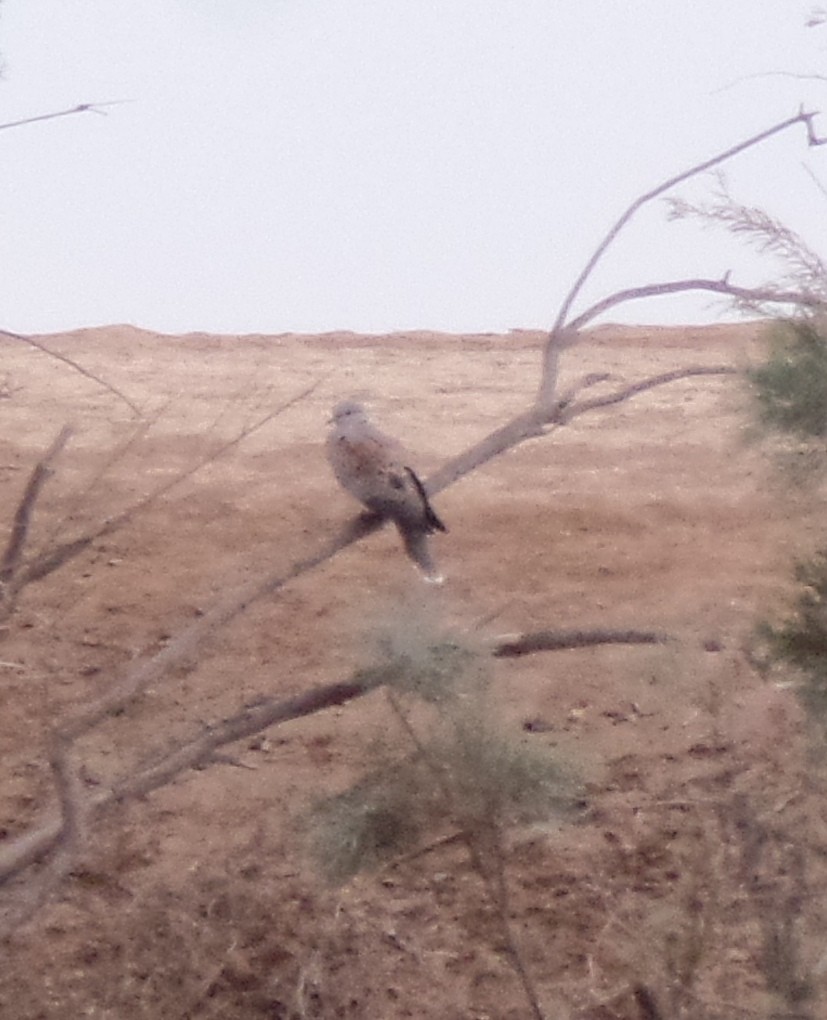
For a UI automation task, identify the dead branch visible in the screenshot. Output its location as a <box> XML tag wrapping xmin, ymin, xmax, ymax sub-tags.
<box><xmin>714</xmin><ymin>71</ymin><xmax>827</xmax><ymax>95</ymax></box>
<box><xmin>0</xmin><ymin>328</ymin><xmax>142</xmax><ymax>416</ymax></box>
<box><xmin>492</xmin><ymin>628</ymin><xmax>668</xmax><ymax>657</ymax></box>
<box><xmin>7</xmin><ymin>381</ymin><xmax>320</xmax><ymax>601</ymax></box>
<box><xmin>553</xmin><ymin>110</ymin><xmax>825</xmax><ymax>335</ymax></box>
<box><xmin>1</xmin><ymin>112</ymin><xmax>819</xmax><ymax>934</ymax></box>
<box><xmin>536</xmin><ymin>109</ymin><xmax>826</xmax><ymax>408</ymax></box>
<box><xmin>0</xmin><ymin>101</ymin><xmax>128</xmax><ymax>133</ymax></box>
<box><xmin>557</xmin><ymin>366</ymin><xmax>738</xmax><ymax>425</ymax></box>
<box><xmin>0</xmin><ymin>426</ymin><xmax>72</xmax><ymax>591</ymax></box>
<box><xmin>426</xmin><ymin>365</ymin><xmax>735</xmax><ymax>496</ymax></box>
<box><xmin>0</xmin><ymin>626</ymin><xmax>670</xmax><ymax>898</ymax></box>
<box><xmin>0</xmin><ymin>730</ymin><xmax>90</xmax><ymax>934</ymax></box>
<box><xmin>567</xmin><ymin>278</ymin><xmax>827</xmax><ymax>333</ymax></box>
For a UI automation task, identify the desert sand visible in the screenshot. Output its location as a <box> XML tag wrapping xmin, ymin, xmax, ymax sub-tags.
<box><xmin>0</xmin><ymin>321</ymin><xmax>823</xmax><ymax>1018</ymax></box>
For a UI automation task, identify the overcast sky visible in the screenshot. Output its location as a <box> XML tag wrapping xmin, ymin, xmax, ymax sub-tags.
<box><xmin>2</xmin><ymin>1</ymin><xmax>827</xmax><ymax>336</ymax></box>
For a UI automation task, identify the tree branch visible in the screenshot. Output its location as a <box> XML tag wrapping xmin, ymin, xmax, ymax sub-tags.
<box><xmin>427</xmin><ymin>364</ymin><xmax>736</xmax><ymax>497</ymax></box>
<box><xmin>9</xmin><ymin>381</ymin><xmax>320</xmax><ymax>598</ymax></box>
<box><xmin>536</xmin><ymin>109</ymin><xmax>826</xmax><ymax>407</ymax></box>
<box><xmin>0</xmin><ymin>426</ymin><xmax>72</xmax><ymax>591</ymax></box>
<box><xmin>551</xmin><ymin>110</ymin><xmax>825</xmax><ymax>335</ymax></box>
<box><xmin>557</xmin><ymin>366</ymin><xmax>738</xmax><ymax>424</ymax></box>
<box><xmin>0</xmin><ymin>328</ymin><xmax>142</xmax><ymax>416</ymax></box>
<box><xmin>567</xmin><ymin>277</ymin><xmax>827</xmax><ymax>333</ymax></box>
<box><xmin>0</xmin><ymin>626</ymin><xmax>669</xmax><ymax>899</ymax></box>
<box><xmin>0</xmin><ymin>102</ymin><xmax>128</xmax><ymax>133</ymax></box>
<box><xmin>492</xmin><ymin>628</ymin><xmax>668</xmax><ymax>657</ymax></box>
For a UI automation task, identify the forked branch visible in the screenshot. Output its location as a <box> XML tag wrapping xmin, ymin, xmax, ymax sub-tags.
<box><xmin>1</xmin><ymin>111</ymin><xmax>820</xmax><ymax>934</ymax></box>
<box><xmin>551</xmin><ymin>109</ymin><xmax>825</xmax><ymax>335</ymax></box>
<box><xmin>536</xmin><ymin>109</ymin><xmax>827</xmax><ymax>408</ymax></box>
<box><xmin>0</xmin><ymin>626</ymin><xmax>669</xmax><ymax>897</ymax></box>
<box><xmin>2</xmin><ymin>382</ymin><xmax>319</xmax><ymax>611</ymax></box>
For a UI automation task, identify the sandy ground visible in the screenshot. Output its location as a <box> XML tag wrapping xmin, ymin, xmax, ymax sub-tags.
<box><xmin>0</xmin><ymin>321</ymin><xmax>824</xmax><ymax>1019</ymax></box>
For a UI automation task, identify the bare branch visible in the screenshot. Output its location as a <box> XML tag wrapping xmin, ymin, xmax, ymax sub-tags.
<box><xmin>558</xmin><ymin>366</ymin><xmax>738</xmax><ymax>424</ymax></box>
<box><xmin>0</xmin><ymin>328</ymin><xmax>142</xmax><ymax>416</ymax></box>
<box><xmin>550</xmin><ymin>111</ymin><xmax>824</xmax><ymax>339</ymax></box>
<box><xmin>802</xmin><ymin>161</ymin><xmax>827</xmax><ymax>204</ymax></box>
<box><xmin>0</xmin><ymin>625</ymin><xmax>671</xmax><ymax>893</ymax></box>
<box><xmin>713</xmin><ymin>71</ymin><xmax>827</xmax><ymax>96</ymax></box>
<box><xmin>0</xmin><ymin>426</ymin><xmax>72</xmax><ymax>589</ymax></box>
<box><xmin>567</xmin><ymin>277</ymin><xmax>827</xmax><ymax>333</ymax></box>
<box><xmin>427</xmin><ymin>365</ymin><xmax>736</xmax><ymax>497</ymax></box>
<box><xmin>492</xmin><ymin>628</ymin><xmax>668</xmax><ymax>657</ymax></box>
<box><xmin>0</xmin><ymin>101</ymin><xmax>130</xmax><ymax>133</ymax></box>
<box><xmin>13</xmin><ymin>381</ymin><xmax>321</xmax><ymax>594</ymax></box>
<box><xmin>0</xmin><ymin>732</ymin><xmax>89</xmax><ymax>935</ymax></box>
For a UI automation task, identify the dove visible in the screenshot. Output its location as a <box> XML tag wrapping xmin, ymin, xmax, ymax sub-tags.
<box><xmin>326</xmin><ymin>400</ymin><xmax>447</xmax><ymax>582</ymax></box>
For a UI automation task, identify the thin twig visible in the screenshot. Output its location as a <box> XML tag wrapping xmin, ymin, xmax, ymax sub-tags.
<box><xmin>0</xmin><ymin>328</ymin><xmax>142</xmax><ymax>416</ymax></box>
<box><xmin>0</xmin><ymin>624</ymin><xmax>670</xmax><ymax>889</ymax></box>
<box><xmin>0</xmin><ymin>101</ymin><xmax>130</xmax><ymax>132</ymax></box>
<box><xmin>15</xmin><ymin>380</ymin><xmax>321</xmax><ymax>592</ymax></box>
<box><xmin>0</xmin><ymin>426</ymin><xmax>72</xmax><ymax>587</ymax></box>
<box><xmin>802</xmin><ymin>161</ymin><xmax>827</xmax><ymax>204</ymax></box>
<box><xmin>557</xmin><ymin>366</ymin><xmax>738</xmax><ymax>425</ymax></box>
<box><xmin>551</xmin><ymin>110</ymin><xmax>824</xmax><ymax>336</ymax></box>
<box><xmin>567</xmin><ymin>277</ymin><xmax>827</xmax><ymax>333</ymax></box>
<box><xmin>713</xmin><ymin>71</ymin><xmax>827</xmax><ymax>95</ymax></box>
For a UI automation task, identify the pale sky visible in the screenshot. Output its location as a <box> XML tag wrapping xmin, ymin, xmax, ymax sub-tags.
<box><xmin>2</xmin><ymin>1</ymin><xmax>826</xmax><ymax>336</ymax></box>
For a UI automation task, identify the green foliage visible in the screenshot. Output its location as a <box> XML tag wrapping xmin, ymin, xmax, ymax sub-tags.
<box><xmin>304</xmin><ymin>612</ymin><xmax>581</xmax><ymax>885</ymax></box>
<box><xmin>761</xmin><ymin>549</ymin><xmax>827</xmax><ymax>720</ymax></box>
<box><xmin>748</xmin><ymin>318</ymin><xmax>827</xmax><ymax>440</ymax></box>
<box><xmin>431</xmin><ymin>719</ymin><xmax>579</xmax><ymax>830</ymax></box>
<box><xmin>306</xmin><ymin>732</ymin><xmax>578</xmax><ymax>885</ymax></box>
<box><xmin>306</xmin><ymin>759</ymin><xmax>442</xmax><ymax>884</ymax></box>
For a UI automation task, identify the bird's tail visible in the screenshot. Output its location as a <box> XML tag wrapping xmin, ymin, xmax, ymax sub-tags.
<box><xmin>398</xmin><ymin>525</ymin><xmax>444</xmax><ymax>584</ymax></box>
<box><xmin>404</xmin><ymin>467</ymin><xmax>447</xmax><ymax>533</ymax></box>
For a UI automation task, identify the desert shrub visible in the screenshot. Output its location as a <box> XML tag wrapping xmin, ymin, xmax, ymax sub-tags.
<box><xmin>748</xmin><ymin>317</ymin><xmax>827</xmax><ymax>440</ymax></box>
<box><xmin>305</xmin><ymin>611</ymin><xmax>581</xmax><ymax>884</ymax></box>
<box><xmin>303</xmin><ymin>611</ymin><xmax>582</xmax><ymax>1019</ymax></box>
<box><xmin>759</xmin><ymin>549</ymin><xmax>827</xmax><ymax>724</ymax></box>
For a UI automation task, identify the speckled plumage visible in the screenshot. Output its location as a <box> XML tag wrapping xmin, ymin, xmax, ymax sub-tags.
<box><xmin>326</xmin><ymin>401</ymin><xmax>447</xmax><ymax>581</ymax></box>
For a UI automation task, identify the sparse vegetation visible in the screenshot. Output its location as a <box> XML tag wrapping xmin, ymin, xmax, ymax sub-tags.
<box><xmin>306</xmin><ymin>613</ymin><xmax>582</xmax><ymax>1019</ymax></box>
<box><xmin>749</xmin><ymin>317</ymin><xmax>827</xmax><ymax>440</ymax></box>
<box><xmin>5</xmin><ymin>110</ymin><xmax>827</xmax><ymax>1017</ymax></box>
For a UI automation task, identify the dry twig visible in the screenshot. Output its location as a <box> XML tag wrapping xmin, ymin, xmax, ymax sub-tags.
<box><xmin>0</xmin><ymin>328</ymin><xmax>142</xmax><ymax>416</ymax></box>
<box><xmin>1</xmin><ymin>110</ymin><xmax>822</xmax><ymax>936</ymax></box>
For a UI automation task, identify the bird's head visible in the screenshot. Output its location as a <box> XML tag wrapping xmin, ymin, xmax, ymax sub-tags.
<box><xmin>329</xmin><ymin>399</ymin><xmax>367</xmax><ymax>425</ymax></box>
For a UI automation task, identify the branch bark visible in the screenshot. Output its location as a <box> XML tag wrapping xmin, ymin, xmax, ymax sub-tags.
<box><xmin>0</xmin><ymin>328</ymin><xmax>142</xmax><ymax>416</ymax></box>
<box><xmin>0</xmin><ymin>427</ymin><xmax>72</xmax><ymax>585</ymax></box>
<box><xmin>4</xmin><ymin>382</ymin><xmax>319</xmax><ymax>605</ymax></box>
<box><xmin>0</xmin><ymin>102</ymin><xmax>127</xmax><ymax>133</ymax></box>
<box><xmin>0</xmin><ymin>626</ymin><xmax>669</xmax><ymax>904</ymax></box>
<box><xmin>567</xmin><ymin>277</ymin><xmax>827</xmax><ymax>333</ymax></box>
<box><xmin>1</xmin><ymin>110</ymin><xmax>819</xmax><ymax>935</ymax></box>
<box><xmin>536</xmin><ymin>109</ymin><xmax>826</xmax><ymax>408</ymax></box>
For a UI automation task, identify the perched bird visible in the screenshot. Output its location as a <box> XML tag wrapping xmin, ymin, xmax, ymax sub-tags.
<box><xmin>326</xmin><ymin>400</ymin><xmax>447</xmax><ymax>582</ymax></box>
